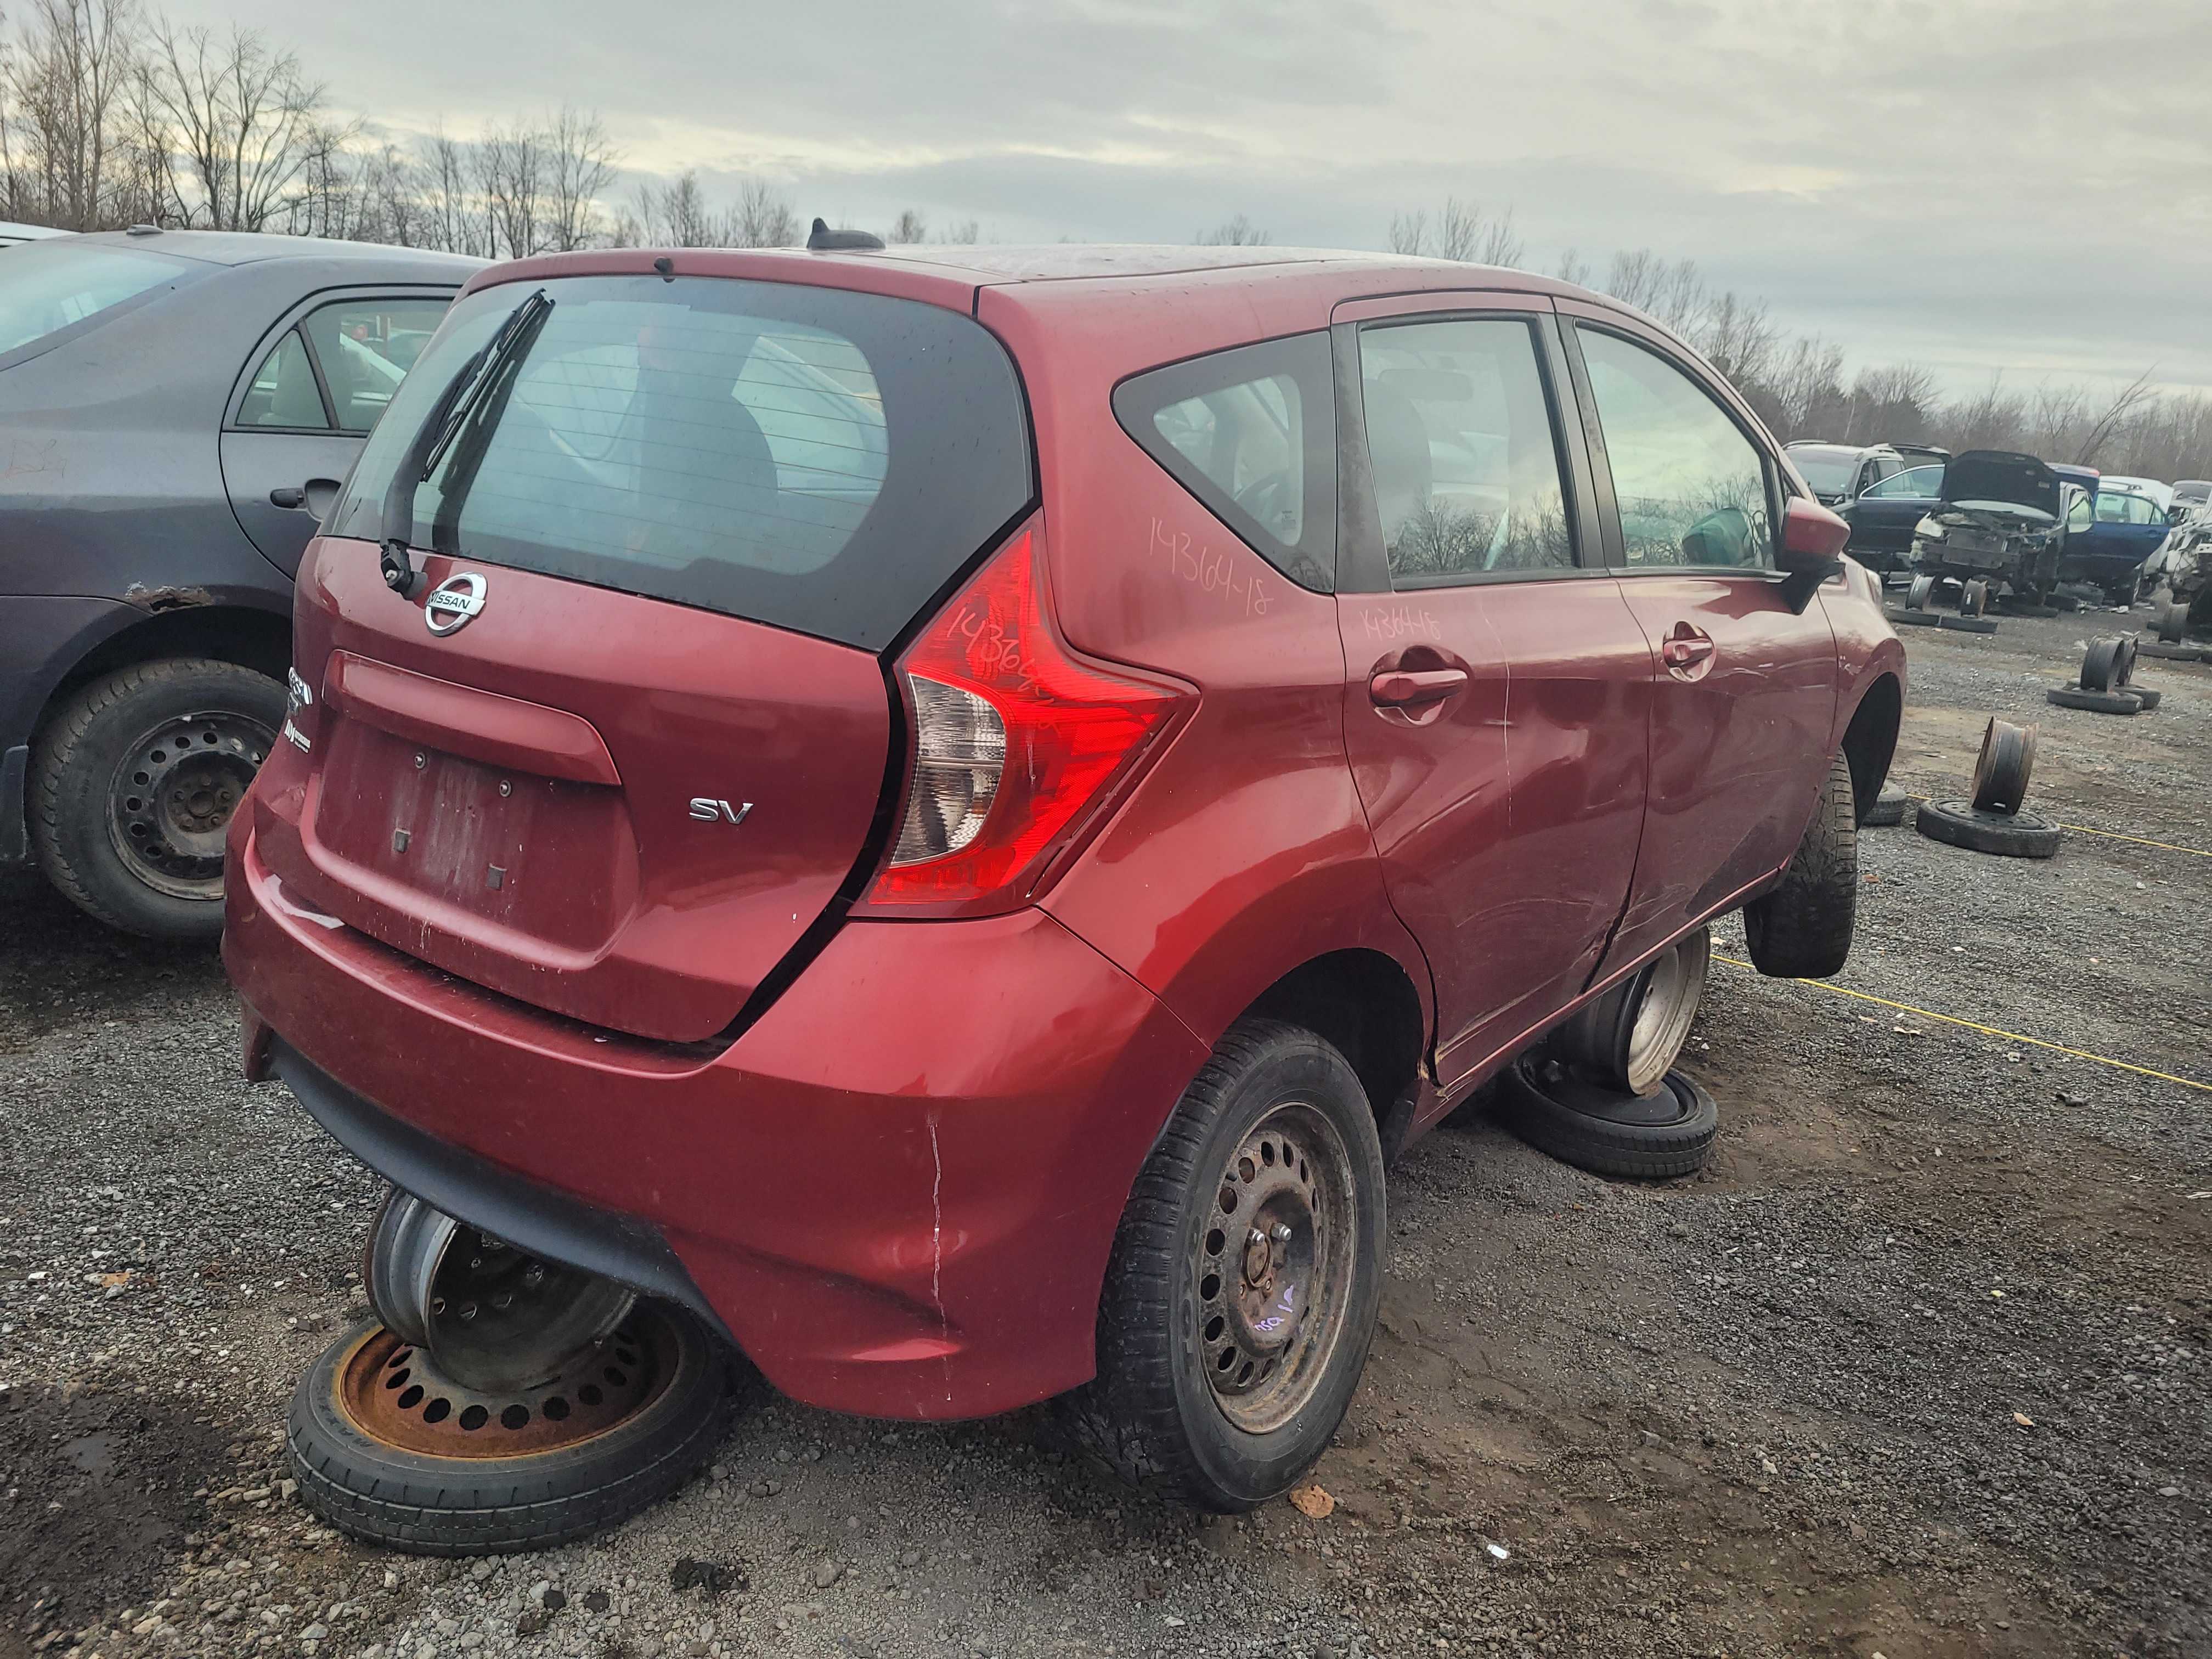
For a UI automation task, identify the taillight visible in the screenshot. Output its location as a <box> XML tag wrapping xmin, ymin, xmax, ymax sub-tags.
<box><xmin>862</xmin><ymin>521</ymin><xmax>1189</xmax><ymax>914</ymax></box>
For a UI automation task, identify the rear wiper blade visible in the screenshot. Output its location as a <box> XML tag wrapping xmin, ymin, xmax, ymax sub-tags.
<box><xmin>379</xmin><ymin>288</ymin><xmax>554</xmax><ymax>596</ymax></box>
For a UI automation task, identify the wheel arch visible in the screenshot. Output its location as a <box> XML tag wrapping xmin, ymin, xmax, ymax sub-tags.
<box><xmin>35</xmin><ymin>601</ymin><xmax>290</xmax><ymax>740</ymax></box>
<box><xmin>1839</xmin><ymin>670</ymin><xmax>1901</xmax><ymax>824</ymax></box>
<box><xmin>1239</xmin><ymin>946</ymin><xmax>1428</xmax><ymax>1162</ymax></box>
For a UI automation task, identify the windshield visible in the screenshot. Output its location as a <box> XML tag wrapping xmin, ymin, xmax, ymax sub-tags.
<box><xmin>1788</xmin><ymin>449</ymin><xmax>1857</xmax><ymax>492</ymax></box>
<box><xmin>329</xmin><ymin>273</ymin><xmax>1032</xmax><ymax>652</ymax></box>
<box><xmin>0</xmin><ymin>240</ymin><xmax>199</xmax><ymax>359</ymax></box>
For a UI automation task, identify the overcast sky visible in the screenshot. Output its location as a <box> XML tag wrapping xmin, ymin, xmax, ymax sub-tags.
<box><xmin>170</xmin><ymin>0</ymin><xmax>2212</xmax><ymax>397</ymax></box>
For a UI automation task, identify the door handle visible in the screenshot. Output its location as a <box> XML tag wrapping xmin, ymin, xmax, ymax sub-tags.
<box><xmin>269</xmin><ymin>486</ymin><xmax>306</xmax><ymax>509</ymax></box>
<box><xmin>1369</xmin><ymin>667</ymin><xmax>1469</xmax><ymax>707</ymax></box>
<box><xmin>271</xmin><ymin>478</ymin><xmax>342</xmax><ymax>519</ymax></box>
<box><xmin>1660</xmin><ymin>629</ymin><xmax>1714</xmax><ymax>672</ymax></box>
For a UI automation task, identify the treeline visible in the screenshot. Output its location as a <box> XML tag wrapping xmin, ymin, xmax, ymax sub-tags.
<box><xmin>5</xmin><ymin>5</ymin><xmax>2202</xmax><ymax>481</ymax></box>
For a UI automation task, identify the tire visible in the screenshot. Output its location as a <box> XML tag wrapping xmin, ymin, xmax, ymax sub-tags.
<box><xmin>2080</xmin><ymin>638</ymin><xmax>2126</xmax><ymax>692</ymax></box>
<box><xmin>2046</xmin><ymin>685</ymin><xmax>2143</xmax><ymax>715</ymax></box>
<box><xmin>1970</xmin><ymin>719</ymin><xmax>2035</xmax><ymax>814</ymax></box>
<box><xmin>1938</xmin><ymin>614</ymin><xmax>1999</xmax><ymax>634</ymax></box>
<box><xmin>2130</xmin><ymin>687</ymin><xmax>2162</xmax><ymax>712</ymax></box>
<box><xmin>1499</xmin><ymin>1062</ymin><xmax>1718</xmax><ymax>1180</ymax></box>
<box><xmin>2004</xmin><ymin>601</ymin><xmax>2061</xmax><ymax>619</ymax></box>
<box><xmin>287</xmin><ymin>1302</ymin><xmax>732</xmax><ymax>1555</ymax></box>
<box><xmin>1907</xmin><ymin>574</ymin><xmax>1936</xmax><ymax>612</ymax></box>
<box><xmin>1742</xmin><ymin>747</ymin><xmax>1856</xmax><ymax>979</ymax></box>
<box><xmin>1861</xmin><ymin>789</ymin><xmax>1909</xmax><ymax>828</ymax></box>
<box><xmin>1914</xmin><ymin>799</ymin><xmax>2061</xmax><ymax>859</ymax></box>
<box><xmin>29</xmin><ymin>657</ymin><xmax>284</xmax><ymax>940</ymax></box>
<box><xmin>1054</xmin><ymin>1018</ymin><xmax>1386</xmax><ymax>1511</ymax></box>
<box><xmin>1888</xmin><ymin>608</ymin><xmax>1943</xmax><ymax>628</ymax></box>
<box><xmin>1545</xmin><ymin>926</ymin><xmax>1708</xmax><ymax>1097</ymax></box>
<box><xmin>2138</xmin><ymin>640</ymin><xmax>2205</xmax><ymax>662</ymax></box>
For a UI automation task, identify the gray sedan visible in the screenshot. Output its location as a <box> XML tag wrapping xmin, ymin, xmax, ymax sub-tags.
<box><xmin>0</xmin><ymin>228</ymin><xmax>481</xmax><ymax>939</ymax></box>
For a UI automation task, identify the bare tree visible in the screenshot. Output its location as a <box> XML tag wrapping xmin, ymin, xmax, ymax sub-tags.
<box><xmin>2074</xmin><ymin>368</ymin><xmax>2158</xmax><ymax>467</ymax></box>
<box><xmin>136</xmin><ymin>18</ymin><xmax>330</xmax><ymax>230</ymax></box>
<box><xmin>887</xmin><ymin>206</ymin><xmax>924</xmax><ymax>244</ymax></box>
<box><xmin>934</xmin><ymin>217</ymin><xmax>980</xmax><ymax>245</ymax></box>
<box><xmin>729</xmin><ymin>175</ymin><xmax>795</xmax><ymax>246</ymax></box>
<box><xmin>2</xmin><ymin>0</ymin><xmax>142</xmax><ymax>229</ymax></box>
<box><xmin>1554</xmin><ymin>246</ymin><xmax>1591</xmax><ymax>289</ymax></box>
<box><xmin>541</xmin><ymin>104</ymin><xmax>615</xmax><ymax>251</ymax></box>
<box><xmin>1195</xmin><ymin>213</ymin><xmax>1268</xmax><ymax>246</ymax></box>
<box><xmin>477</xmin><ymin>117</ymin><xmax>544</xmax><ymax>257</ymax></box>
<box><xmin>1390</xmin><ymin>198</ymin><xmax>1521</xmax><ymax>266</ymax></box>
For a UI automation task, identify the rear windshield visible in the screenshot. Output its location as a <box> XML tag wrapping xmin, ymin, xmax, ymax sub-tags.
<box><xmin>329</xmin><ymin>273</ymin><xmax>1032</xmax><ymax>652</ymax></box>
<box><xmin>1787</xmin><ymin>449</ymin><xmax>1855</xmax><ymax>493</ymax></box>
<box><xmin>0</xmin><ymin>241</ymin><xmax>201</xmax><ymax>361</ymax></box>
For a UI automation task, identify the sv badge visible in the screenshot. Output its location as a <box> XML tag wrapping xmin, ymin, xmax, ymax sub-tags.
<box><xmin>688</xmin><ymin>798</ymin><xmax>753</xmax><ymax>825</ymax></box>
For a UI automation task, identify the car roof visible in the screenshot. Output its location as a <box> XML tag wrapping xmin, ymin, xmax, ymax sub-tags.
<box><xmin>67</xmin><ymin>227</ymin><xmax>483</xmax><ymax>278</ymax></box>
<box><xmin>0</xmin><ymin>220</ymin><xmax>71</xmax><ymax>240</ymax></box>
<box><xmin>1784</xmin><ymin>441</ymin><xmax>1885</xmax><ymax>459</ymax></box>
<box><xmin>469</xmin><ymin>240</ymin><xmax>1613</xmax><ymax>314</ymax></box>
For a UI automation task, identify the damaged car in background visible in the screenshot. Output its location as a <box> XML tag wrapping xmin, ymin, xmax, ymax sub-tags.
<box><xmin>0</xmin><ymin>229</ymin><xmax>476</xmax><ymax>938</ymax></box>
<box><xmin>2146</xmin><ymin>502</ymin><xmax>2212</xmax><ymax>640</ymax></box>
<box><xmin>1909</xmin><ymin>448</ymin><xmax>2064</xmax><ymax>612</ymax></box>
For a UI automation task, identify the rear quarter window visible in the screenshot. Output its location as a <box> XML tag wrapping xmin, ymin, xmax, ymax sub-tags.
<box><xmin>330</xmin><ymin>274</ymin><xmax>1033</xmax><ymax>652</ymax></box>
<box><xmin>1113</xmin><ymin>331</ymin><xmax>1338</xmax><ymax>592</ymax></box>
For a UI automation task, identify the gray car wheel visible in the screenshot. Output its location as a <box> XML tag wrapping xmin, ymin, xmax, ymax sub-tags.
<box><xmin>30</xmin><ymin>657</ymin><xmax>284</xmax><ymax>940</ymax></box>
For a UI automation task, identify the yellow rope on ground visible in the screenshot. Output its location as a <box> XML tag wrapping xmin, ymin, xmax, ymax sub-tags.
<box><xmin>1711</xmin><ymin>955</ymin><xmax>2212</xmax><ymax>1094</ymax></box>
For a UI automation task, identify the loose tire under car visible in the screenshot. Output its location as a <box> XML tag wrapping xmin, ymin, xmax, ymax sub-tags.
<box><xmin>287</xmin><ymin>1301</ymin><xmax>731</xmax><ymax>1554</ymax></box>
<box><xmin>1913</xmin><ymin>798</ymin><xmax>2062</xmax><ymax>859</ymax></box>
<box><xmin>1056</xmin><ymin>1017</ymin><xmax>1386</xmax><ymax>1511</ymax></box>
<box><xmin>1500</xmin><ymin>1060</ymin><xmax>1718</xmax><ymax>1180</ymax></box>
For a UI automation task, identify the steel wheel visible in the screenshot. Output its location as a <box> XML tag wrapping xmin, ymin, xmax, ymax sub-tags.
<box><xmin>1192</xmin><ymin>1102</ymin><xmax>1359</xmax><ymax>1435</ymax></box>
<box><xmin>1907</xmin><ymin>574</ymin><xmax>1936</xmax><ymax>612</ymax></box>
<box><xmin>1622</xmin><ymin>929</ymin><xmax>1710</xmax><ymax>1096</ymax></box>
<box><xmin>365</xmin><ymin>1190</ymin><xmax>635</xmax><ymax>1395</ymax></box>
<box><xmin>1970</xmin><ymin>718</ymin><xmax>2036</xmax><ymax>814</ymax></box>
<box><xmin>1960</xmin><ymin>578</ymin><xmax>1989</xmax><ymax>617</ymax></box>
<box><xmin>104</xmin><ymin>708</ymin><xmax>271</xmax><ymax>900</ymax></box>
<box><xmin>335</xmin><ymin>1305</ymin><xmax>679</xmax><ymax>1458</ymax></box>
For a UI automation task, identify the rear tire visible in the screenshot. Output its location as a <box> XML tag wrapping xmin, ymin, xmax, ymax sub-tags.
<box><xmin>1743</xmin><ymin>748</ymin><xmax>1857</xmax><ymax>979</ymax></box>
<box><xmin>2046</xmin><ymin>685</ymin><xmax>2143</xmax><ymax>715</ymax></box>
<box><xmin>1055</xmin><ymin>1018</ymin><xmax>1386</xmax><ymax>1511</ymax></box>
<box><xmin>1861</xmin><ymin>789</ymin><xmax>1909</xmax><ymax>828</ymax></box>
<box><xmin>29</xmin><ymin>657</ymin><xmax>283</xmax><ymax>940</ymax></box>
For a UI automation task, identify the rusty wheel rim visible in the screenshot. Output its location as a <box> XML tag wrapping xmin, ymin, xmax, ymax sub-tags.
<box><xmin>334</xmin><ymin>1302</ymin><xmax>684</xmax><ymax>1459</ymax></box>
<box><xmin>1194</xmin><ymin>1102</ymin><xmax>1357</xmax><ymax>1435</ymax></box>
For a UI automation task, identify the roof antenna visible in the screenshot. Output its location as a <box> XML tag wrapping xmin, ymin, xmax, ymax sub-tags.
<box><xmin>806</xmin><ymin>217</ymin><xmax>884</xmax><ymax>252</ymax></box>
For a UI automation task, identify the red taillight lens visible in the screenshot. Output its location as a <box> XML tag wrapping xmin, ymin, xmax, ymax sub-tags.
<box><xmin>864</xmin><ymin>522</ymin><xmax>1188</xmax><ymax>912</ymax></box>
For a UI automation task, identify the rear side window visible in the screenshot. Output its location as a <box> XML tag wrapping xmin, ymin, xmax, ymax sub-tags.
<box><xmin>0</xmin><ymin>241</ymin><xmax>200</xmax><ymax>362</ymax></box>
<box><xmin>236</xmin><ymin>329</ymin><xmax>329</xmax><ymax>430</ymax></box>
<box><xmin>329</xmin><ymin>274</ymin><xmax>1032</xmax><ymax>652</ymax></box>
<box><xmin>1114</xmin><ymin>332</ymin><xmax>1336</xmax><ymax>592</ymax></box>
<box><xmin>302</xmin><ymin>297</ymin><xmax>451</xmax><ymax>432</ymax></box>
<box><xmin>1356</xmin><ymin>317</ymin><xmax>1577</xmax><ymax>583</ymax></box>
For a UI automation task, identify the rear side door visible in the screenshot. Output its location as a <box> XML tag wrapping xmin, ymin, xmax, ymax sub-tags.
<box><xmin>220</xmin><ymin>290</ymin><xmax>455</xmax><ymax>577</ymax></box>
<box><xmin>1557</xmin><ymin>306</ymin><xmax>1838</xmax><ymax>966</ymax></box>
<box><xmin>1331</xmin><ymin>295</ymin><xmax>1654</xmax><ymax>1091</ymax></box>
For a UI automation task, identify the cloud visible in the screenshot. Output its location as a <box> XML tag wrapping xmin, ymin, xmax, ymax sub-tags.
<box><xmin>166</xmin><ymin>0</ymin><xmax>2212</xmax><ymax>396</ymax></box>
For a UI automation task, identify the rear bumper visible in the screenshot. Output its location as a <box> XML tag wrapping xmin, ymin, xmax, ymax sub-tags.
<box><xmin>225</xmin><ymin>827</ymin><xmax>1209</xmax><ymax>1420</ymax></box>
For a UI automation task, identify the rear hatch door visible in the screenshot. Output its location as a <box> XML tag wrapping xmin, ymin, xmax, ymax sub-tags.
<box><xmin>261</xmin><ymin>269</ymin><xmax>1033</xmax><ymax>1043</ymax></box>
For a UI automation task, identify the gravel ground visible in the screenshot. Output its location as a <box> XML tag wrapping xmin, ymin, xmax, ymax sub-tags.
<box><xmin>3</xmin><ymin>602</ymin><xmax>2207</xmax><ymax>1659</ymax></box>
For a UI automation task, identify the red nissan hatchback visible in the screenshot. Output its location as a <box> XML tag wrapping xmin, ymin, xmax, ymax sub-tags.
<box><xmin>225</xmin><ymin>242</ymin><xmax>1901</xmax><ymax>1542</ymax></box>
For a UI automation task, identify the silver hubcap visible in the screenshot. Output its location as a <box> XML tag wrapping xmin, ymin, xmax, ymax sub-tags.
<box><xmin>1194</xmin><ymin>1103</ymin><xmax>1358</xmax><ymax>1434</ymax></box>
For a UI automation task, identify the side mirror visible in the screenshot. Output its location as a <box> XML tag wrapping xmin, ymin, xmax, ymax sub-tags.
<box><xmin>1778</xmin><ymin>497</ymin><xmax>1848</xmax><ymax>612</ymax></box>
